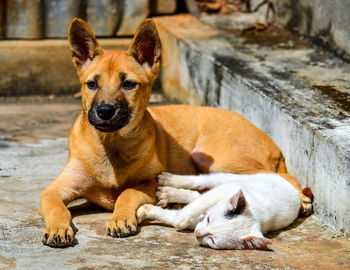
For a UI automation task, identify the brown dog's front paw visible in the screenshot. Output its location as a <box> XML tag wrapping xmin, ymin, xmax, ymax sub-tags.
<box><xmin>42</xmin><ymin>224</ymin><xmax>74</xmax><ymax>247</ymax></box>
<box><xmin>106</xmin><ymin>215</ymin><xmax>137</xmax><ymax>238</ymax></box>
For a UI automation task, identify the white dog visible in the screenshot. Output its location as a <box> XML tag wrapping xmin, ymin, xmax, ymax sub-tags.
<box><xmin>137</xmin><ymin>172</ymin><xmax>301</xmax><ymax>250</ymax></box>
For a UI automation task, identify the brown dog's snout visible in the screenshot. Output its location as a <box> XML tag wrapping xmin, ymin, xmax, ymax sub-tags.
<box><xmin>96</xmin><ymin>104</ymin><xmax>116</xmax><ymax>120</ymax></box>
<box><xmin>88</xmin><ymin>101</ymin><xmax>131</xmax><ymax>132</ymax></box>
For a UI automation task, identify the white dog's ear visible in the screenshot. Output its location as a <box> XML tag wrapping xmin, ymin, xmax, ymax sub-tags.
<box><xmin>240</xmin><ymin>234</ymin><xmax>271</xmax><ymax>249</ymax></box>
<box><xmin>225</xmin><ymin>189</ymin><xmax>247</xmax><ymax>218</ymax></box>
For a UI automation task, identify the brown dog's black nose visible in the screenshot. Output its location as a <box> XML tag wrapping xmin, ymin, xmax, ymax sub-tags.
<box><xmin>96</xmin><ymin>104</ymin><xmax>116</xmax><ymax>120</ymax></box>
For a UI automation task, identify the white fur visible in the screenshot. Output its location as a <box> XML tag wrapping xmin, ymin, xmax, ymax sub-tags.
<box><xmin>137</xmin><ymin>172</ymin><xmax>300</xmax><ymax>250</ymax></box>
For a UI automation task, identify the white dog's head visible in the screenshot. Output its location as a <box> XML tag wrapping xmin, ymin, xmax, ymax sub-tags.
<box><xmin>194</xmin><ymin>189</ymin><xmax>271</xmax><ymax>250</ymax></box>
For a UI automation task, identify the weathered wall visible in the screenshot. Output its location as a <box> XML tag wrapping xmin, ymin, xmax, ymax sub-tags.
<box><xmin>0</xmin><ymin>39</ymin><xmax>130</xmax><ymax>96</ymax></box>
<box><xmin>273</xmin><ymin>0</ymin><xmax>350</xmax><ymax>61</ymax></box>
<box><xmin>0</xmin><ymin>0</ymin><xmax>177</xmax><ymax>95</ymax></box>
<box><xmin>0</xmin><ymin>0</ymin><xmax>177</xmax><ymax>39</ymax></box>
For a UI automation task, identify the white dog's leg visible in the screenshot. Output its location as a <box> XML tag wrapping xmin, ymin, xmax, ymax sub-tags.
<box><xmin>138</xmin><ymin>185</ymin><xmax>227</xmax><ymax>230</ymax></box>
<box><xmin>137</xmin><ymin>204</ymin><xmax>199</xmax><ymax>230</ymax></box>
<box><xmin>136</xmin><ymin>204</ymin><xmax>179</xmax><ymax>225</ymax></box>
<box><xmin>173</xmin><ymin>186</ymin><xmax>226</xmax><ymax>229</ymax></box>
<box><xmin>158</xmin><ymin>172</ymin><xmax>243</xmax><ymax>190</ymax></box>
<box><xmin>156</xmin><ymin>186</ymin><xmax>201</xmax><ymax>207</ymax></box>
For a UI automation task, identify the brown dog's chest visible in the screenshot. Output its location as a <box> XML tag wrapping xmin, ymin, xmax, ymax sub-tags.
<box><xmin>79</xmin><ymin>139</ymin><xmax>157</xmax><ymax>189</ymax></box>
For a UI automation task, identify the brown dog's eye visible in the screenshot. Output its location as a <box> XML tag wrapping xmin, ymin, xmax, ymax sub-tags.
<box><xmin>122</xmin><ymin>80</ymin><xmax>137</xmax><ymax>90</ymax></box>
<box><xmin>86</xmin><ymin>80</ymin><xmax>98</xmax><ymax>90</ymax></box>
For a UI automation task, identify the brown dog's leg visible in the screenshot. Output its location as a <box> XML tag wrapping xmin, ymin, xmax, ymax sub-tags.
<box><xmin>106</xmin><ymin>180</ymin><xmax>157</xmax><ymax>237</ymax></box>
<box><xmin>39</xmin><ymin>161</ymin><xmax>85</xmax><ymax>247</ymax></box>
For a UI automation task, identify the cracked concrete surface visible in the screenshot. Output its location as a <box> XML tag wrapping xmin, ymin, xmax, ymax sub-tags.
<box><xmin>0</xmin><ymin>96</ymin><xmax>350</xmax><ymax>269</ymax></box>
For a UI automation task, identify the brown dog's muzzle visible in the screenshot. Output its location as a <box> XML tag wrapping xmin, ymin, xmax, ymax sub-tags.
<box><xmin>88</xmin><ymin>101</ymin><xmax>131</xmax><ymax>132</ymax></box>
<box><xmin>96</xmin><ymin>104</ymin><xmax>116</xmax><ymax>120</ymax></box>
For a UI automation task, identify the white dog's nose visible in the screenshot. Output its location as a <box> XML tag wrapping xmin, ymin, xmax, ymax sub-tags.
<box><xmin>194</xmin><ymin>229</ymin><xmax>209</xmax><ymax>239</ymax></box>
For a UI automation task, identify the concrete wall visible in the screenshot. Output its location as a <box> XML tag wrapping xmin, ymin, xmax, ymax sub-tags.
<box><xmin>273</xmin><ymin>0</ymin><xmax>350</xmax><ymax>61</ymax></box>
<box><xmin>0</xmin><ymin>0</ymin><xmax>177</xmax><ymax>39</ymax></box>
<box><xmin>0</xmin><ymin>39</ymin><xmax>130</xmax><ymax>96</ymax></box>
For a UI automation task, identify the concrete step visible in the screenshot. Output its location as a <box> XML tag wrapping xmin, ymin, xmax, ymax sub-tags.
<box><xmin>0</xmin><ymin>38</ymin><xmax>167</xmax><ymax>96</ymax></box>
<box><xmin>0</xmin><ymin>39</ymin><xmax>130</xmax><ymax>96</ymax></box>
<box><xmin>154</xmin><ymin>15</ymin><xmax>350</xmax><ymax>234</ymax></box>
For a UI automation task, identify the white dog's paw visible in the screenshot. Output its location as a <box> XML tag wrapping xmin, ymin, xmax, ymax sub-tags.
<box><xmin>156</xmin><ymin>186</ymin><xmax>170</xmax><ymax>207</ymax></box>
<box><xmin>157</xmin><ymin>172</ymin><xmax>190</xmax><ymax>189</ymax></box>
<box><xmin>157</xmin><ymin>186</ymin><xmax>190</xmax><ymax>207</ymax></box>
<box><xmin>174</xmin><ymin>211</ymin><xmax>194</xmax><ymax>230</ymax></box>
<box><xmin>157</xmin><ymin>172</ymin><xmax>177</xmax><ymax>186</ymax></box>
<box><xmin>136</xmin><ymin>204</ymin><xmax>153</xmax><ymax>223</ymax></box>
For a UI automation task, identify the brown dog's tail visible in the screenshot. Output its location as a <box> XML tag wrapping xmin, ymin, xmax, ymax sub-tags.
<box><xmin>302</xmin><ymin>187</ymin><xmax>314</xmax><ymax>201</ymax></box>
<box><xmin>276</xmin><ymin>155</ymin><xmax>288</xmax><ymax>174</ymax></box>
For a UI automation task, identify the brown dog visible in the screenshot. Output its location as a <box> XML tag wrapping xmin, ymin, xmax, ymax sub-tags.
<box><xmin>38</xmin><ymin>18</ymin><xmax>312</xmax><ymax>247</ymax></box>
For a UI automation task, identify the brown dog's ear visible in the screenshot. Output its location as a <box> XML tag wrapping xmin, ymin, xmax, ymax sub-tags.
<box><xmin>128</xmin><ymin>19</ymin><xmax>161</xmax><ymax>70</ymax></box>
<box><xmin>68</xmin><ymin>18</ymin><xmax>103</xmax><ymax>69</ymax></box>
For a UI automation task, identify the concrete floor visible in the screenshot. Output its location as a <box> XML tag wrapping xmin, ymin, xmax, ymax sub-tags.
<box><xmin>0</xmin><ymin>96</ymin><xmax>349</xmax><ymax>269</ymax></box>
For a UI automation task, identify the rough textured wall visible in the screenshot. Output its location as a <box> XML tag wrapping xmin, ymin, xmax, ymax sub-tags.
<box><xmin>0</xmin><ymin>0</ymin><xmax>178</xmax><ymax>39</ymax></box>
<box><xmin>0</xmin><ymin>39</ymin><xmax>130</xmax><ymax>96</ymax></box>
<box><xmin>0</xmin><ymin>0</ymin><xmax>152</xmax><ymax>38</ymax></box>
<box><xmin>273</xmin><ymin>0</ymin><xmax>350</xmax><ymax>61</ymax></box>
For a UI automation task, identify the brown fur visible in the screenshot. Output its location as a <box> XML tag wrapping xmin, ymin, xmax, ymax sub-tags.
<box><xmin>39</xmin><ymin>18</ymin><xmax>311</xmax><ymax>247</ymax></box>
